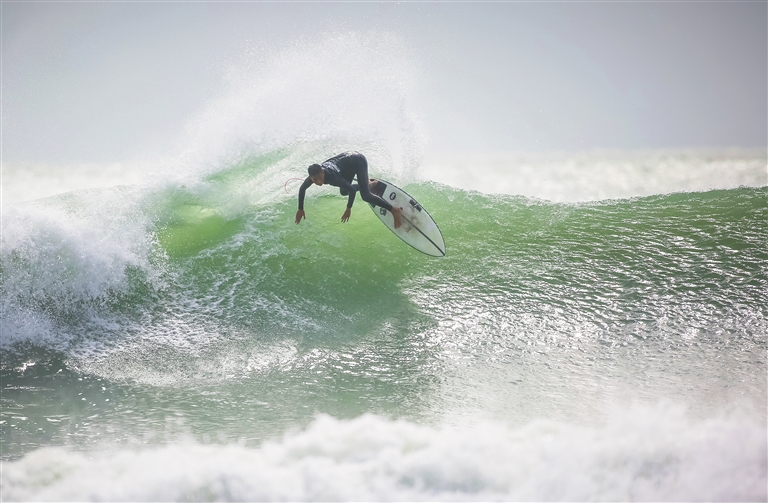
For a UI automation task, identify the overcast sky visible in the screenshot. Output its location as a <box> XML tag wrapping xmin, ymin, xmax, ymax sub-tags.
<box><xmin>2</xmin><ymin>1</ymin><xmax>766</xmax><ymax>164</ymax></box>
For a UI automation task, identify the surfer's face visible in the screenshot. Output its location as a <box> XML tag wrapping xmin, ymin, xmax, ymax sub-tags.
<box><xmin>310</xmin><ymin>171</ymin><xmax>325</xmax><ymax>186</ymax></box>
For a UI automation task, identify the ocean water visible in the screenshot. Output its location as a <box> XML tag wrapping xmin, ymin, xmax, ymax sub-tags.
<box><xmin>2</xmin><ymin>36</ymin><xmax>767</xmax><ymax>501</ymax></box>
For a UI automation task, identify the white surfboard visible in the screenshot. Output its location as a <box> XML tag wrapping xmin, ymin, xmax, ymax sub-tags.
<box><xmin>367</xmin><ymin>179</ymin><xmax>446</xmax><ymax>257</ymax></box>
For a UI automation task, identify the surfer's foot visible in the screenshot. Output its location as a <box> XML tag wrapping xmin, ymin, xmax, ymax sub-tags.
<box><xmin>391</xmin><ymin>207</ymin><xmax>403</xmax><ymax>228</ymax></box>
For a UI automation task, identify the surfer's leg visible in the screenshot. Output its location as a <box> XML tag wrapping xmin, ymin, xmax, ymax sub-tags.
<box><xmin>350</xmin><ymin>155</ymin><xmax>393</xmax><ymax>211</ymax></box>
<box><xmin>350</xmin><ymin>154</ymin><xmax>402</xmax><ymax>228</ymax></box>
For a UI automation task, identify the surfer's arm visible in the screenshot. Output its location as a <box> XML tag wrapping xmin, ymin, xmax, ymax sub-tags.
<box><xmin>297</xmin><ymin>177</ymin><xmax>313</xmax><ymax>211</ymax></box>
<box><xmin>336</xmin><ymin>179</ymin><xmax>357</xmax><ymax>209</ymax></box>
<box><xmin>296</xmin><ymin>177</ymin><xmax>313</xmax><ymax>224</ymax></box>
<box><xmin>337</xmin><ymin>179</ymin><xmax>357</xmax><ymax>223</ymax></box>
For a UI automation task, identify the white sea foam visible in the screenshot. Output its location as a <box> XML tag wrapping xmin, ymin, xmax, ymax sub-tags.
<box><xmin>3</xmin><ymin>405</ymin><xmax>765</xmax><ymax>502</ymax></box>
<box><xmin>421</xmin><ymin>148</ymin><xmax>767</xmax><ymax>202</ymax></box>
<box><xmin>0</xmin><ymin>187</ymin><xmax>157</xmax><ymax>349</ymax></box>
<box><xmin>1</xmin><ymin>162</ymin><xmax>152</xmax><ymax>205</ymax></box>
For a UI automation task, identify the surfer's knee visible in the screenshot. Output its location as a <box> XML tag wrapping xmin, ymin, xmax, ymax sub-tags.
<box><xmin>340</xmin><ymin>184</ymin><xmax>359</xmax><ymax>197</ymax></box>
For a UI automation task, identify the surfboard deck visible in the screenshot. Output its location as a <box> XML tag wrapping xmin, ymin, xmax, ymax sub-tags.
<box><xmin>368</xmin><ymin>179</ymin><xmax>446</xmax><ymax>257</ymax></box>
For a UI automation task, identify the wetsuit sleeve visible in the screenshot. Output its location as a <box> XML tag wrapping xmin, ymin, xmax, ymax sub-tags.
<box><xmin>336</xmin><ymin>178</ymin><xmax>357</xmax><ymax>208</ymax></box>
<box><xmin>297</xmin><ymin>177</ymin><xmax>313</xmax><ymax>210</ymax></box>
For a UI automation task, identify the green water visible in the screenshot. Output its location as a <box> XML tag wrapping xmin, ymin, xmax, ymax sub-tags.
<box><xmin>2</xmin><ymin>165</ymin><xmax>765</xmax><ymax>461</ymax></box>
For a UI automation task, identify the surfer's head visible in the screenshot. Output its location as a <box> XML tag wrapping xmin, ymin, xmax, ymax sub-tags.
<box><xmin>308</xmin><ymin>164</ymin><xmax>324</xmax><ymax>186</ymax></box>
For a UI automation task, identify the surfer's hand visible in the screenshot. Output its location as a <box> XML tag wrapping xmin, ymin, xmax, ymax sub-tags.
<box><xmin>341</xmin><ymin>208</ymin><xmax>351</xmax><ymax>223</ymax></box>
<box><xmin>295</xmin><ymin>210</ymin><xmax>305</xmax><ymax>224</ymax></box>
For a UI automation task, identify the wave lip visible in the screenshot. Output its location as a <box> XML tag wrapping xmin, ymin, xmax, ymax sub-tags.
<box><xmin>3</xmin><ymin>406</ymin><xmax>765</xmax><ymax>502</ymax></box>
<box><xmin>1</xmin><ymin>187</ymin><xmax>157</xmax><ymax>350</ymax></box>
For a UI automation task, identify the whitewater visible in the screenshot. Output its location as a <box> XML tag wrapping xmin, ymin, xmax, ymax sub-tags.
<box><xmin>1</xmin><ymin>35</ymin><xmax>766</xmax><ymax>502</ymax></box>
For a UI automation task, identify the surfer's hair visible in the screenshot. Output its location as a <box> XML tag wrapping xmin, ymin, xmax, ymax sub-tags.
<box><xmin>308</xmin><ymin>164</ymin><xmax>322</xmax><ymax>176</ymax></box>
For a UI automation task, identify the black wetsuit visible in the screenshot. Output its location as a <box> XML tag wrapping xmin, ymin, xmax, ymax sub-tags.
<box><xmin>297</xmin><ymin>152</ymin><xmax>394</xmax><ymax>212</ymax></box>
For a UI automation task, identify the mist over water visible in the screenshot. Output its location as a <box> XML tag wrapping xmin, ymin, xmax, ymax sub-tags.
<box><xmin>2</xmin><ymin>34</ymin><xmax>766</xmax><ymax>501</ymax></box>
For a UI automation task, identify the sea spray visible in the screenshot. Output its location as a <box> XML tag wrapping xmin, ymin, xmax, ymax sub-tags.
<box><xmin>166</xmin><ymin>32</ymin><xmax>425</xmax><ymax>187</ymax></box>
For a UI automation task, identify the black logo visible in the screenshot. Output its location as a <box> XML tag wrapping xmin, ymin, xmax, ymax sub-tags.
<box><xmin>380</xmin><ymin>208</ymin><xmax>387</xmax><ymax>216</ymax></box>
<box><xmin>389</xmin><ymin>192</ymin><xmax>396</xmax><ymax>200</ymax></box>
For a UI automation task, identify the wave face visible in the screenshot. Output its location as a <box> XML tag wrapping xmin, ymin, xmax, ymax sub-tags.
<box><xmin>2</xmin><ymin>154</ymin><xmax>766</xmax><ymax>499</ymax></box>
<box><xmin>1</xmin><ymin>35</ymin><xmax>766</xmax><ymax>502</ymax></box>
<box><xmin>4</xmin><ymin>163</ymin><xmax>765</xmax><ymax>379</ymax></box>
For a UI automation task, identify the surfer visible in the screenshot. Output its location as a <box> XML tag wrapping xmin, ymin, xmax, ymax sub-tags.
<box><xmin>295</xmin><ymin>152</ymin><xmax>403</xmax><ymax>228</ymax></box>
